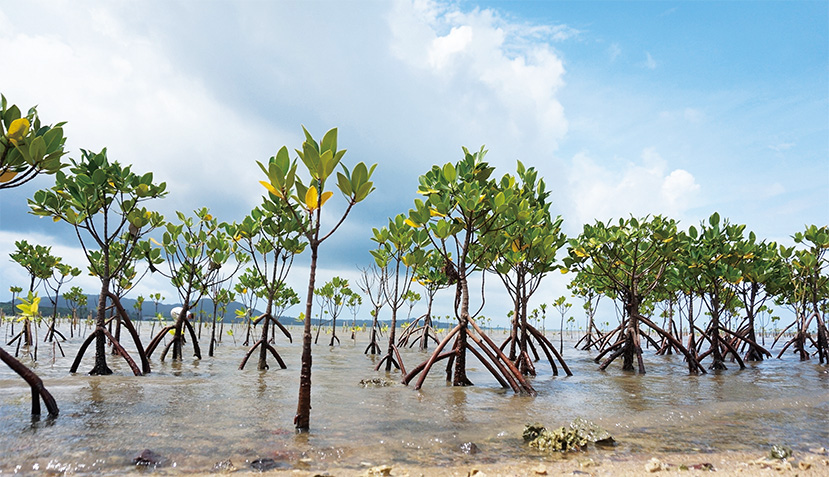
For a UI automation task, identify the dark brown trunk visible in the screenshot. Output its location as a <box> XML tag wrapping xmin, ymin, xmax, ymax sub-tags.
<box><xmin>90</xmin><ymin>283</ymin><xmax>113</xmax><ymax>375</ymax></box>
<box><xmin>295</xmin><ymin>242</ymin><xmax>318</xmax><ymax>432</ymax></box>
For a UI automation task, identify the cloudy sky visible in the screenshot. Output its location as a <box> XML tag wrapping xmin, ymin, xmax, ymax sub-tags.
<box><xmin>1</xmin><ymin>0</ymin><xmax>826</xmax><ymax>325</ymax></box>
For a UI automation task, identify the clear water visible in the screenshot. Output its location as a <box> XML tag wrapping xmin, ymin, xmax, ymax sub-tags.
<box><xmin>1</xmin><ymin>324</ymin><xmax>827</xmax><ymax>474</ymax></box>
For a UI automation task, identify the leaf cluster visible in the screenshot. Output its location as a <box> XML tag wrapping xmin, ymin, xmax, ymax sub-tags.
<box><xmin>1</xmin><ymin>94</ymin><xmax>68</xmax><ymax>189</ymax></box>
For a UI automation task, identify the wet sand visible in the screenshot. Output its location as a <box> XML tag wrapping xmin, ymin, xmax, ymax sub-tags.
<box><xmin>296</xmin><ymin>448</ymin><xmax>829</xmax><ymax>476</ymax></box>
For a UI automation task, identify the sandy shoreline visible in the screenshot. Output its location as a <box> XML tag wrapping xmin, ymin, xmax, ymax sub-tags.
<box><xmin>194</xmin><ymin>448</ymin><xmax>829</xmax><ymax>476</ymax></box>
<box><xmin>304</xmin><ymin>451</ymin><xmax>829</xmax><ymax>477</ymax></box>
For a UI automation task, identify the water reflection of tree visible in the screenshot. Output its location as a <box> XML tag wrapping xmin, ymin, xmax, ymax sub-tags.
<box><xmin>614</xmin><ymin>375</ymin><xmax>647</xmax><ymax>413</ymax></box>
<box><xmin>445</xmin><ymin>388</ymin><xmax>469</xmax><ymax>424</ymax></box>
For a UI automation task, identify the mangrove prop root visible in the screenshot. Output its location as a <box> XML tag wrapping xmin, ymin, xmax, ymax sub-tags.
<box><xmin>107</xmin><ymin>292</ymin><xmax>151</xmax><ymax>373</ymax></box>
<box><xmin>466</xmin><ymin>330</ymin><xmax>516</xmax><ymax>391</ymax></box>
<box><xmin>69</xmin><ymin>330</ymin><xmax>98</xmax><ymax>373</ymax></box>
<box><xmin>99</xmin><ymin>327</ymin><xmax>142</xmax><ymax>376</ymax></box>
<box><xmin>0</xmin><ymin>347</ymin><xmax>59</xmax><ymax>418</ymax></box>
<box><xmin>402</xmin><ymin>350</ymin><xmax>455</xmax><ymax>386</ymax></box>
<box><xmin>145</xmin><ymin>325</ymin><xmax>175</xmax><ymax>358</ymax></box>
<box><xmin>161</xmin><ymin>338</ymin><xmax>175</xmax><ymax>362</ymax></box>
<box><xmin>467</xmin><ymin>341</ymin><xmax>510</xmax><ymax>389</ymax></box>
<box><xmin>469</xmin><ymin>319</ymin><xmax>535</xmax><ymax>394</ymax></box>
<box><xmin>266</xmin><ymin>344</ymin><xmax>287</xmax><ymax>369</ymax></box>
<box><xmin>183</xmin><ymin>317</ymin><xmax>202</xmax><ymax>359</ymax></box>
<box><xmin>405</xmin><ymin>324</ymin><xmax>461</xmax><ymax>389</ymax></box>
<box><xmin>240</xmin><ymin>339</ymin><xmax>264</xmax><ymax>370</ymax></box>
<box><xmin>639</xmin><ymin>315</ymin><xmax>706</xmax><ymax>374</ymax></box>
<box><xmin>527</xmin><ymin>324</ymin><xmax>572</xmax><ymax>376</ymax></box>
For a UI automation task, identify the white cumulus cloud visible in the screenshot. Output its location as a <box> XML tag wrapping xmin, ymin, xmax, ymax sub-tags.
<box><xmin>567</xmin><ymin>147</ymin><xmax>700</xmax><ymax>226</ymax></box>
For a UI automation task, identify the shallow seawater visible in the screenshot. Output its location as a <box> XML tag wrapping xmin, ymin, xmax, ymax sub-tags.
<box><xmin>1</xmin><ymin>324</ymin><xmax>827</xmax><ymax>474</ymax></box>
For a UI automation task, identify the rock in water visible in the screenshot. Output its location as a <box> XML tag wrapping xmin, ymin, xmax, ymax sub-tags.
<box><xmin>133</xmin><ymin>449</ymin><xmax>163</xmax><ymax>466</ymax></box>
<box><xmin>366</xmin><ymin>464</ymin><xmax>393</xmax><ymax>476</ymax></box>
<box><xmin>250</xmin><ymin>458</ymin><xmax>282</xmax><ymax>472</ymax></box>
<box><xmin>212</xmin><ymin>459</ymin><xmax>237</xmax><ymax>473</ymax></box>
<box><xmin>569</xmin><ymin>417</ymin><xmax>615</xmax><ymax>446</ymax></box>
<box><xmin>523</xmin><ymin>418</ymin><xmax>615</xmax><ymax>453</ymax></box>
<box><xmin>459</xmin><ymin>442</ymin><xmax>480</xmax><ymax>454</ymax></box>
<box><xmin>769</xmin><ymin>444</ymin><xmax>793</xmax><ymax>460</ymax></box>
<box><xmin>359</xmin><ymin>378</ymin><xmax>395</xmax><ymax>387</ymax></box>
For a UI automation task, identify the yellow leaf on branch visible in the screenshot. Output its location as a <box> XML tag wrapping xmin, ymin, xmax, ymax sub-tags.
<box><xmin>259</xmin><ymin>181</ymin><xmax>283</xmax><ymax>198</ymax></box>
<box><xmin>319</xmin><ymin>191</ymin><xmax>333</xmax><ymax>208</ymax></box>
<box><xmin>305</xmin><ymin>185</ymin><xmax>319</xmax><ymax>210</ymax></box>
<box><xmin>7</xmin><ymin>118</ymin><xmax>29</xmax><ymax>146</ymax></box>
<box><xmin>0</xmin><ymin>170</ymin><xmax>17</xmax><ymax>183</ymax></box>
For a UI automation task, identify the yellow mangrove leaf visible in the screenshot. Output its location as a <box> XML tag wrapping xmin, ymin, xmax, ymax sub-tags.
<box><xmin>259</xmin><ymin>181</ymin><xmax>283</xmax><ymax>198</ymax></box>
<box><xmin>511</xmin><ymin>240</ymin><xmax>520</xmax><ymax>253</ymax></box>
<box><xmin>404</xmin><ymin>218</ymin><xmax>420</xmax><ymax>228</ymax></box>
<box><xmin>0</xmin><ymin>170</ymin><xmax>17</xmax><ymax>183</ymax></box>
<box><xmin>319</xmin><ymin>191</ymin><xmax>334</xmax><ymax>208</ymax></box>
<box><xmin>573</xmin><ymin>248</ymin><xmax>588</xmax><ymax>258</ymax></box>
<box><xmin>7</xmin><ymin>118</ymin><xmax>29</xmax><ymax>145</ymax></box>
<box><xmin>305</xmin><ymin>185</ymin><xmax>319</xmax><ymax>210</ymax></box>
<box><xmin>150</xmin><ymin>237</ymin><xmax>161</xmax><ymax>246</ymax></box>
<box><xmin>429</xmin><ymin>208</ymin><xmax>445</xmax><ymax>217</ymax></box>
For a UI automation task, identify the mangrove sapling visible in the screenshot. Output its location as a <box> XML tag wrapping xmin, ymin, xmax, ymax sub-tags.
<box><xmin>553</xmin><ymin>296</ymin><xmax>571</xmax><ymax>355</ymax></box>
<box><xmin>146</xmin><ymin>208</ymin><xmax>245</xmax><ymax>362</ymax></box>
<box><xmin>653</xmin><ymin>294</ymin><xmax>683</xmax><ymax>356</ymax></box>
<box><xmin>228</xmin><ymin>199</ymin><xmax>305</xmax><ymax>370</ymax></box>
<box><xmin>43</xmin><ymin>262</ymin><xmax>81</xmax><ymax>347</ymax></box>
<box><xmin>571</xmin><ymin>284</ymin><xmax>604</xmax><ymax>352</ymax></box>
<box><xmin>347</xmin><ymin>292</ymin><xmax>362</xmax><ymax>340</ymax></box>
<box><xmin>29</xmin><ymin>148</ymin><xmax>165</xmax><ymax>375</ymax></box>
<box><xmin>9</xmin><ymin>240</ymin><xmax>60</xmax><ymax>352</ymax></box>
<box><xmin>207</xmin><ymin>286</ymin><xmax>234</xmax><ymax>357</ymax></box>
<box><xmin>393</xmin><ymin>289</ymin><xmax>420</xmax><ymax>344</ymax></box>
<box><xmin>258</xmin><ymin>126</ymin><xmax>376</xmax><ymax>432</ymax></box>
<box><xmin>681</xmin><ymin>214</ymin><xmax>750</xmax><ymax>370</ymax></box>
<box><xmin>401</xmin><ymin>148</ymin><xmax>535</xmax><ymax>393</ymax></box>
<box><xmin>235</xmin><ymin>269</ymin><xmax>264</xmax><ymax>347</ymax></box>
<box><xmin>774</xmin><ymin>226</ymin><xmax>829</xmax><ymax>363</ymax></box>
<box><xmin>133</xmin><ymin>295</ymin><xmax>144</xmax><ymax>336</ymax></box>
<box><xmin>357</xmin><ymin>265</ymin><xmax>386</xmax><ymax>355</ymax></box>
<box><xmin>371</xmin><ymin>214</ymin><xmax>429</xmax><ymax>373</ymax></box>
<box><xmin>314</xmin><ymin>277</ymin><xmax>351</xmax><ymax>347</ymax></box>
<box><xmin>397</xmin><ymin>252</ymin><xmax>449</xmax><ymax>350</ymax></box>
<box><xmin>240</xmin><ymin>284</ymin><xmax>298</xmax><ymax>370</ymax></box>
<box><xmin>62</xmin><ymin>286</ymin><xmax>86</xmax><ymax>339</ymax></box>
<box><xmin>148</xmin><ymin>293</ymin><xmax>164</xmax><ymax>336</ymax></box>
<box><xmin>565</xmin><ymin>215</ymin><xmax>706</xmax><ymax>375</ymax></box>
<box><xmin>7</xmin><ymin>287</ymin><xmax>22</xmax><ymax>336</ymax></box>
<box><xmin>723</xmin><ymin>237</ymin><xmax>781</xmax><ymax>362</ymax></box>
<box><xmin>482</xmin><ymin>161</ymin><xmax>569</xmax><ymax>377</ymax></box>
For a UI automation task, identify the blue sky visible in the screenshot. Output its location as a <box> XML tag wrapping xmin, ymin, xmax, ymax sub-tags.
<box><xmin>1</xmin><ymin>1</ymin><xmax>826</xmax><ymax>325</ymax></box>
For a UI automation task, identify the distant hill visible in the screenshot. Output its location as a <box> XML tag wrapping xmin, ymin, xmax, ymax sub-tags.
<box><xmin>1</xmin><ymin>294</ymin><xmax>259</xmax><ymax>324</ymax></box>
<box><xmin>1</xmin><ymin>295</ymin><xmax>465</xmax><ymax>329</ymax></box>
